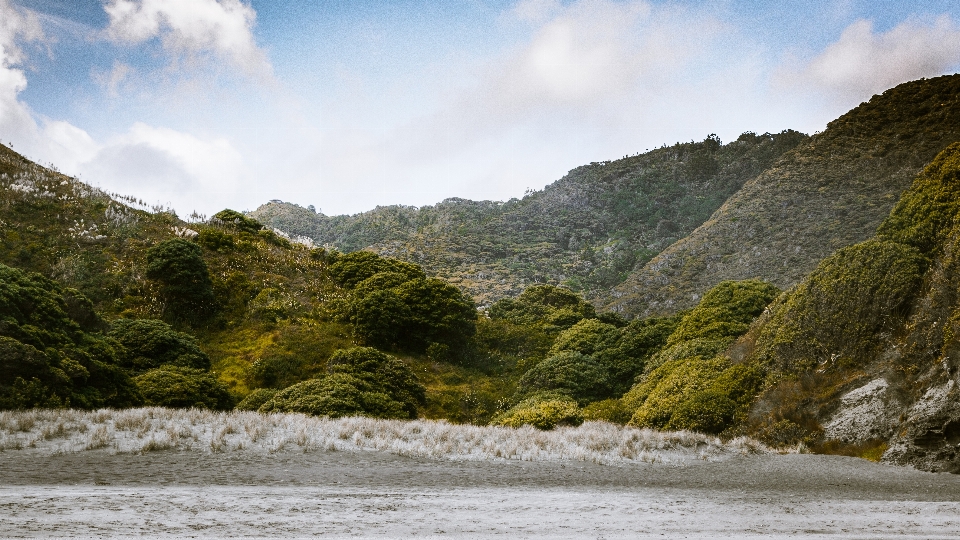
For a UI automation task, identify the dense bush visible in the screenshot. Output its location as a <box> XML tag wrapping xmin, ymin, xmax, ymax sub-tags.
<box><xmin>489</xmin><ymin>284</ymin><xmax>596</xmax><ymax>331</ymax></box>
<box><xmin>235</xmin><ymin>388</ymin><xmax>278</xmax><ymax>411</ymax></box>
<box><xmin>666</xmin><ymin>280</ymin><xmax>780</xmax><ymax>346</ymax></box>
<box><xmin>259</xmin><ymin>374</ymin><xmax>408</xmax><ymax>419</ymax></box>
<box><xmin>491</xmin><ymin>392</ymin><xmax>584</xmax><ymax>430</ymax></box>
<box><xmin>145</xmin><ymin>239</ymin><xmax>217</xmax><ymax>324</ymax></box>
<box><xmin>213</xmin><ymin>209</ymin><xmax>265</xmax><ymax>235</ymax></box>
<box><xmin>0</xmin><ymin>264</ymin><xmax>141</xmax><ymax>409</ymax></box>
<box><xmin>349</xmin><ymin>277</ymin><xmax>477</xmax><ymax>354</ymax></box>
<box><xmin>876</xmin><ymin>142</ymin><xmax>960</xmax><ymax>257</ymax></box>
<box><xmin>582</xmin><ymin>398</ymin><xmax>632</xmax><ymax>424</ymax></box>
<box><xmin>134</xmin><ymin>366</ymin><xmax>234</xmax><ymax>410</ymax></box>
<box><xmin>329</xmin><ymin>251</ymin><xmax>424</xmax><ymax>288</ymax></box>
<box><xmin>624</xmin><ymin>356</ymin><xmax>729</xmax><ymax>429</ymax></box>
<box><xmin>516</xmin><ymin>351</ymin><xmax>611</xmax><ymax>404</ymax></box>
<box><xmin>643</xmin><ymin>337</ymin><xmax>731</xmax><ymax>375</ymax></box>
<box><xmin>752</xmin><ymin>239</ymin><xmax>924</xmax><ymax>376</ymax></box>
<box><xmin>260</xmin><ymin>347</ymin><xmax>426</xmax><ymax>419</ymax></box>
<box><xmin>108</xmin><ymin>318</ymin><xmax>210</xmax><ymax>372</ymax></box>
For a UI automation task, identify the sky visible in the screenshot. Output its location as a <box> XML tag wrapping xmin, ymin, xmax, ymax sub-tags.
<box><xmin>1</xmin><ymin>1</ymin><xmax>960</xmax><ymax>217</ymax></box>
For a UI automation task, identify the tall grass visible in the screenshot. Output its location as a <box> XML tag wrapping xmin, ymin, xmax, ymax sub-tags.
<box><xmin>0</xmin><ymin>408</ymin><xmax>767</xmax><ymax>465</ymax></box>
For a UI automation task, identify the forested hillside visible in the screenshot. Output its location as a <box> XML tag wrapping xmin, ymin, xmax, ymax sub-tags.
<box><xmin>251</xmin><ymin>131</ymin><xmax>807</xmax><ymax>306</ymax></box>
<box><xmin>606</xmin><ymin>74</ymin><xmax>960</xmax><ymax>318</ymax></box>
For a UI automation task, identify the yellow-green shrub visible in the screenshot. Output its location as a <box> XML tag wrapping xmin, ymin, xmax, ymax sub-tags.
<box><xmin>491</xmin><ymin>392</ymin><xmax>583</xmax><ymax>430</ymax></box>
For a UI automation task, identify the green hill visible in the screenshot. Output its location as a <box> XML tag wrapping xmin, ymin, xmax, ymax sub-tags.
<box><xmin>250</xmin><ymin>131</ymin><xmax>808</xmax><ymax>306</ymax></box>
<box><xmin>605</xmin><ymin>75</ymin><xmax>960</xmax><ymax>318</ymax></box>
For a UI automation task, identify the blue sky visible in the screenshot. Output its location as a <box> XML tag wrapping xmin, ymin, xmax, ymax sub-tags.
<box><xmin>2</xmin><ymin>0</ymin><xmax>960</xmax><ymax>216</ymax></box>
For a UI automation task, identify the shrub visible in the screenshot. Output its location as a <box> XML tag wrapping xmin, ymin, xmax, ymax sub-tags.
<box><xmin>491</xmin><ymin>392</ymin><xmax>584</xmax><ymax>430</ymax></box>
<box><xmin>108</xmin><ymin>318</ymin><xmax>210</xmax><ymax>372</ymax></box>
<box><xmin>196</xmin><ymin>229</ymin><xmax>235</xmax><ymax>252</ymax></box>
<box><xmin>624</xmin><ymin>356</ymin><xmax>729</xmax><ymax>429</ymax></box>
<box><xmin>644</xmin><ymin>337</ymin><xmax>731</xmax><ymax>375</ymax></box>
<box><xmin>145</xmin><ymin>239</ymin><xmax>217</xmax><ymax>324</ymax></box>
<box><xmin>488</xmin><ymin>284</ymin><xmax>596</xmax><ymax>331</ymax></box>
<box><xmin>349</xmin><ymin>278</ymin><xmax>477</xmax><ymax>354</ymax></box>
<box><xmin>549</xmin><ymin>319</ymin><xmax>618</xmax><ymax>357</ymax></box>
<box><xmin>0</xmin><ymin>264</ymin><xmax>141</xmax><ymax>410</ymax></box>
<box><xmin>667</xmin><ymin>279</ymin><xmax>780</xmax><ymax>346</ymax></box>
<box><xmin>236</xmin><ymin>388</ymin><xmax>277</xmax><ymax>411</ymax></box>
<box><xmin>134</xmin><ymin>366</ymin><xmax>234</xmax><ymax>410</ymax></box>
<box><xmin>516</xmin><ymin>351</ymin><xmax>611</xmax><ymax>404</ymax></box>
<box><xmin>876</xmin><ymin>142</ymin><xmax>960</xmax><ymax>257</ymax></box>
<box><xmin>258</xmin><ymin>373</ymin><xmax>407</xmax><ymax>419</ymax></box>
<box><xmin>582</xmin><ymin>398</ymin><xmax>631</xmax><ymax>424</ymax></box>
<box><xmin>752</xmin><ymin>239</ymin><xmax>924</xmax><ymax>376</ymax></box>
<box><xmin>326</xmin><ymin>347</ymin><xmax>426</xmax><ymax>417</ymax></box>
<box><xmin>213</xmin><ymin>209</ymin><xmax>265</xmax><ymax>235</ymax></box>
<box><xmin>329</xmin><ymin>251</ymin><xmax>424</xmax><ymax>288</ymax></box>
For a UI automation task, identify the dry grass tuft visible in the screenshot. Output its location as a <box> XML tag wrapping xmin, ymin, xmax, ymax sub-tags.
<box><xmin>0</xmin><ymin>408</ymin><xmax>768</xmax><ymax>465</ymax></box>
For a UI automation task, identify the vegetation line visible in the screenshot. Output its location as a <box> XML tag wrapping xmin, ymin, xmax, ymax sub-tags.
<box><xmin>0</xmin><ymin>408</ymin><xmax>768</xmax><ymax>465</ymax></box>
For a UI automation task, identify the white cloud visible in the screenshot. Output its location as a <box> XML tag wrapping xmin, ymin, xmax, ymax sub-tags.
<box><xmin>79</xmin><ymin>123</ymin><xmax>246</xmax><ymax>211</ymax></box>
<box><xmin>103</xmin><ymin>0</ymin><xmax>271</xmax><ymax>77</ymax></box>
<box><xmin>777</xmin><ymin>16</ymin><xmax>960</xmax><ymax>101</ymax></box>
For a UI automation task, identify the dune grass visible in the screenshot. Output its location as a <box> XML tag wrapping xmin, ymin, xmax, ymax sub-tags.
<box><xmin>0</xmin><ymin>408</ymin><xmax>767</xmax><ymax>465</ymax></box>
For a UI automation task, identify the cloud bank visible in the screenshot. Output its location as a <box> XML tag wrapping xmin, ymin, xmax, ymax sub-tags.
<box><xmin>103</xmin><ymin>0</ymin><xmax>271</xmax><ymax>77</ymax></box>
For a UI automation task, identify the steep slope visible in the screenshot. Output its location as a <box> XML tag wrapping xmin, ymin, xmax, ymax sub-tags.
<box><xmin>606</xmin><ymin>74</ymin><xmax>960</xmax><ymax>317</ymax></box>
<box><xmin>252</xmin><ymin>131</ymin><xmax>807</xmax><ymax>306</ymax></box>
<box><xmin>738</xmin><ymin>143</ymin><xmax>960</xmax><ymax>472</ymax></box>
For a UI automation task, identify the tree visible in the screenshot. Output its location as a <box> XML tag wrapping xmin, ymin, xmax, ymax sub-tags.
<box><xmin>329</xmin><ymin>251</ymin><xmax>425</xmax><ymax>288</ymax></box>
<box><xmin>259</xmin><ymin>347</ymin><xmax>426</xmax><ymax>419</ymax></box>
<box><xmin>0</xmin><ymin>264</ymin><xmax>141</xmax><ymax>410</ymax></box>
<box><xmin>134</xmin><ymin>366</ymin><xmax>234</xmax><ymax>410</ymax></box>
<box><xmin>108</xmin><ymin>318</ymin><xmax>210</xmax><ymax>373</ymax></box>
<box><xmin>145</xmin><ymin>239</ymin><xmax>216</xmax><ymax>324</ymax></box>
<box><xmin>516</xmin><ymin>351</ymin><xmax>611</xmax><ymax>405</ymax></box>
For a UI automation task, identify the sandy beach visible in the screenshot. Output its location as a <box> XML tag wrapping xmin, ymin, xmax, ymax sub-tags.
<box><xmin>3</xmin><ymin>449</ymin><xmax>960</xmax><ymax>538</ymax></box>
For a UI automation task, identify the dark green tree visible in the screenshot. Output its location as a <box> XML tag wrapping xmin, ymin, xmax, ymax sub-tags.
<box><xmin>108</xmin><ymin>318</ymin><xmax>211</xmax><ymax>372</ymax></box>
<box><xmin>0</xmin><ymin>263</ymin><xmax>141</xmax><ymax>409</ymax></box>
<box><xmin>145</xmin><ymin>239</ymin><xmax>217</xmax><ymax>324</ymax></box>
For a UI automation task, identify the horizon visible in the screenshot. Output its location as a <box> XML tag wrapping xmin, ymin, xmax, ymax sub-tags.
<box><xmin>2</xmin><ymin>0</ymin><xmax>960</xmax><ymax>216</ymax></box>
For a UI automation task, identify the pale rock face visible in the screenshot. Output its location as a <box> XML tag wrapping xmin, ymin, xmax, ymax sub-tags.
<box><xmin>823</xmin><ymin>378</ymin><xmax>893</xmax><ymax>443</ymax></box>
<box><xmin>883</xmin><ymin>378</ymin><xmax>960</xmax><ymax>472</ymax></box>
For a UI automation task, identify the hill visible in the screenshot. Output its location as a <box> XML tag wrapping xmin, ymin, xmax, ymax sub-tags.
<box><xmin>250</xmin><ymin>131</ymin><xmax>808</xmax><ymax>306</ymax></box>
<box><xmin>605</xmin><ymin>75</ymin><xmax>960</xmax><ymax>317</ymax></box>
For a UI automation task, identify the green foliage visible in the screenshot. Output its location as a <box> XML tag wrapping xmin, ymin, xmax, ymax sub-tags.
<box><xmin>624</xmin><ymin>356</ymin><xmax>729</xmax><ymax>429</ymax></box>
<box><xmin>258</xmin><ymin>347</ymin><xmax>425</xmax><ymax>419</ymax></box>
<box><xmin>516</xmin><ymin>351</ymin><xmax>610</xmax><ymax>404</ymax></box>
<box><xmin>329</xmin><ymin>251</ymin><xmax>425</xmax><ymax>288</ymax></box>
<box><xmin>213</xmin><ymin>209</ymin><xmax>265</xmax><ymax>235</ymax></box>
<box><xmin>0</xmin><ymin>264</ymin><xmax>141</xmax><ymax>409</ymax></box>
<box><xmin>134</xmin><ymin>366</ymin><xmax>234</xmax><ymax>410</ymax></box>
<box><xmin>667</xmin><ymin>280</ymin><xmax>780</xmax><ymax>345</ymax></box>
<box><xmin>582</xmin><ymin>398</ymin><xmax>632</xmax><ymax>424</ymax></box>
<box><xmin>108</xmin><ymin>318</ymin><xmax>210</xmax><ymax>372</ymax></box>
<box><xmin>235</xmin><ymin>388</ymin><xmax>277</xmax><ymax>411</ymax></box>
<box><xmin>349</xmin><ymin>274</ymin><xmax>477</xmax><ymax>354</ymax></box>
<box><xmin>549</xmin><ymin>319</ymin><xmax>618</xmax><ymax>357</ymax></box>
<box><xmin>753</xmin><ymin>239</ymin><xmax>924</xmax><ymax>376</ymax></box>
<box><xmin>644</xmin><ymin>337</ymin><xmax>731</xmax><ymax>375</ymax></box>
<box><xmin>876</xmin><ymin>142</ymin><xmax>960</xmax><ymax>257</ymax></box>
<box><xmin>325</xmin><ymin>346</ymin><xmax>426</xmax><ymax>418</ymax></box>
<box><xmin>259</xmin><ymin>373</ymin><xmax>408</xmax><ymax>419</ymax></box>
<box><xmin>196</xmin><ymin>229</ymin><xmax>235</xmax><ymax>252</ymax></box>
<box><xmin>489</xmin><ymin>284</ymin><xmax>596</xmax><ymax>332</ymax></box>
<box><xmin>491</xmin><ymin>392</ymin><xmax>584</xmax><ymax>430</ymax></box>
<box><xmin>145</xmin><ymin>239</ymin><xmax>217</xmax><ymax>324</ymax></box>
<box><xmin>251</xmin><ymin>130</ymin><xmax>809</xmax><ymax>306</ymax></box>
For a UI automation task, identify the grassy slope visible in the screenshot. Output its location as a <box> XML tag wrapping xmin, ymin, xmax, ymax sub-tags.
<box><xmin>606</xmin><ymin>74</ymin><xmax>960</xmax><ymax>318</ymax></box>
<box><xmin>251</xmin><ymin>132</ymin><xmax>807</xmax><ymax>306</ymax></box>
<box><xmin>0</xmin><ymin>143</ymin><xmax>520</xmax><ymax>417</ymax></box>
